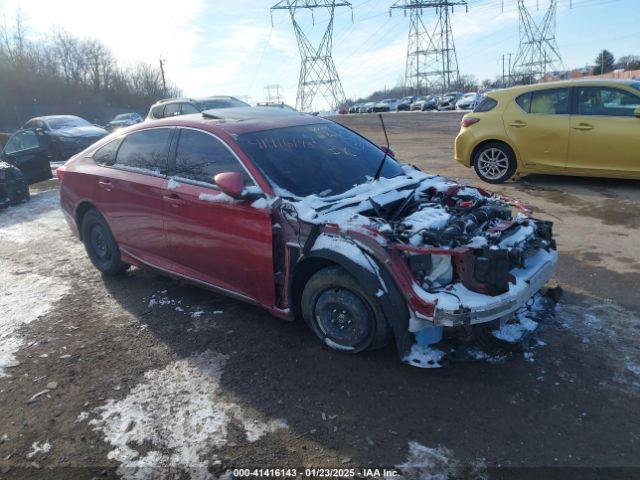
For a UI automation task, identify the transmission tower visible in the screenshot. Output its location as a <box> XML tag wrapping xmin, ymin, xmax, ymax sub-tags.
<box><xmin>390</xmin><ymin>1</ymin><xmax>467</xmax><ymax>95</ymax></box>
<box><xmin>271</xmin><ymin>1</ymin><xmax>351</xmax><ymax>112</ymax></box>
<box><xmin>512</xmin><ymin>0</ymin><xmax>563</xmax><ymax>83</ymax></box>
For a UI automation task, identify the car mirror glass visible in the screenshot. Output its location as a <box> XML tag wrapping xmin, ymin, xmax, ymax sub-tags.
<box><xmin>213</xmin><ymin>172</ymin><xmax>245</xmax><ymax>198</ymax></box>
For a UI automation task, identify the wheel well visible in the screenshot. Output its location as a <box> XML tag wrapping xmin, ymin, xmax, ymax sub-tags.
<box><xmin>290</xmin><ymin>257</ymin><xmax>339</xmax><ymax>321</ymax></box>
<box><xmin>75</xmin><ymin>201</ymin><xmax>96</xmax><ymax>240</ymax></box>
<box><xmin>471</xmin><ymin>140</ymin><xmax>517</xmax><ymax>167</ymax></box>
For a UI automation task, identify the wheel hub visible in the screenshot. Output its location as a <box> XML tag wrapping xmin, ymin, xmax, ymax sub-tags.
<box><xmin>314</xmin><ymin>288</ymin><xmax>372</xmax><ymax>348</ymax></box>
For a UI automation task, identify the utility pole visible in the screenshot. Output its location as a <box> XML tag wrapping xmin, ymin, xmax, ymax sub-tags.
<box><xmin>271</xmin><ymin>0</ymin><xmax>351</xmax><ymax>112</ymax></box>
<box><xmin>390</xmin><ymin>0</ymin><xmax>468</xmax><ymax>95</ymax></box>
<box><xmin>158</xmin><ymin>57</ymin><xmax>167</xmax><ymax>96</ymax></box>
<box><xmin>512</xmin><ymin>0</ymin><xmax>563</xmax><ymax>84</ymax></box>
<box><xmin>501</xmin><ymin>52</ymin><xmax>513</xmax><ymax>87</ymax></box>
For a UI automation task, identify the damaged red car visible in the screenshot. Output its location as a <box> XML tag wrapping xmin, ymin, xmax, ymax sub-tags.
<box><xmin>58</xmin><ymin>107</ymin><xmax>558</xmax><ymax>367</ymax></box>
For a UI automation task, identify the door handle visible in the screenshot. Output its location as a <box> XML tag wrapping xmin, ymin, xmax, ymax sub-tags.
<box><xmin>573</xmin><ymin>123</ymin><xmax>594</xmax><ymax>131</ymax></box>
<box><xmin>98</xmin><ymin>179</ymin><xmax>113</xmax><ymax>191</ymax></box>
<box><xmin>508</xmin><ymin>120</ymin><xmax>527</xmax><ymax>128</ymax></box>
<box><xmin>162</xmin><ymin>194</ymin><xmax>185</xmax><ymax>207</ymax></box>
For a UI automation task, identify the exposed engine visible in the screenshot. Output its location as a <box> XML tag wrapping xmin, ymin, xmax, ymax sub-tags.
<box><xmin>366</xmin><ymin>184</ymin><xmax>556</xmax><ymax>297</ymax></box>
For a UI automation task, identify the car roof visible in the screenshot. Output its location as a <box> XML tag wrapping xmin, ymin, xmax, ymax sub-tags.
<box><xmin>491</xmin><ymin>79</ymin><xmax>640</xmax><ymax>97</ymax></box>
<box><xmin>137</xmin><ymin>107</ymin><xmax>327</xmax><ymax>136</ymax></box>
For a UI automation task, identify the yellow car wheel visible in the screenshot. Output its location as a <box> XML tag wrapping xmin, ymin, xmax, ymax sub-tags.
<box><xmin>473</xmin><ymin>142</ymin><xmax>517</xmax><ymax>184</ymax></box>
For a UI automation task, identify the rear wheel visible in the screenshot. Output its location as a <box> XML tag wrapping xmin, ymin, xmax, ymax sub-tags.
<box><xmin>301</xmin><ymin>266</ymin><xmax>391</xmax><ymax>353</ymax></box>
<box><xmin>81</xmin><ymin>209</ymin><xmax>129</xmax><ymax>276</ymax></box>
<box><xmin>473</xmin><ymin>142</ymin><xmax>517</xmax><ymax>184</ymax></box>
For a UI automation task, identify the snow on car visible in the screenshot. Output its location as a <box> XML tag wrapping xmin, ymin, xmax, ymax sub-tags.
<box><xmin>57</xmin><ymin>107</ymin><xmax>558</xmax><ymax>368</ymax></box>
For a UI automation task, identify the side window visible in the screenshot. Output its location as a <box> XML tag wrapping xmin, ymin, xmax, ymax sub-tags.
<box><xmin>577</xmin><ymin>87</ymin><xmax>640</xmax><ymax>117</ymax></box>
<box><xmin>515</xmin><ymin>93</ymin><xmax>532</xmax><ymax>113</ymax></box>
<box><xmin>529</xmin><ymin>88</ymin><xmax>569</xmax><ymax>115</ymax></box>
<box><xmin>151</xmin><ymin>105</ymin><xmax>165</xmax><ymax>119</ymax></box>
<box><xmin>22</xmin><ymin>120</ymin><xmax>37</xmax><ymax>129</ymax></box>
<box><xmin>93</xmin><ymin>138</ymin><xmax>124</xmax><ymax>166</ymax></box>
<box><xmin>473</xmin><ymin>97</ymin><xmax>497</xmax><ymax>113</ymax></box>
<box><xmin>163</xmin><ymin>103</ymin><xmax>181</xmax><ymax>117</ymax></box>
<box><xmin>114</xmin><ymin>129</ymin><xmax>171</xmax><ymax>175</ymax></box>
<box><xmin>174</xmin><ymin>129</ymin><xmax>252</xmax><ymax>186</ymax></box>
<box><xmin>4</xmin><ymin>130</ymin><xmax>40</xmax><ymax>155</ymax></box>
<box><xmin>181</xmin><ymin>103</ymin><xmax>200</xmax><ymax>114</ymax></box>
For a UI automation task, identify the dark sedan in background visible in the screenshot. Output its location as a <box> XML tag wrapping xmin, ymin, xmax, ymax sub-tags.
<box><xmin>20</xmin><ymin>115</ymin><xmax>108</xmax><ymax>161</ymax></box>
<box><xmin>106</xmin><ymin>113</ymin><xmax>143</xmax><ymax>131</ymax></box>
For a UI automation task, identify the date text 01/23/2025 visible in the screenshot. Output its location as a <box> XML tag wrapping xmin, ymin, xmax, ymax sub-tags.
<box><xmin>232</xmin><ymin>468</ymin><xmax>401</xmax><ymax>478</ymax></box>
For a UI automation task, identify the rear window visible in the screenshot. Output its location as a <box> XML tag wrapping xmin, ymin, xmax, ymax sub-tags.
<box><xmin>114</xmin><ymin>128</ymin><xmax>171</xmax><ymax>175</ymax></box>
<box><xmin>473</xmin><ymin>97</ymin><xmax>497</xmax><ymax>113</ymax></box>
<box><xmin>151</xmin><ymin>105</ymin><xmax>165</xmax><ymax>119</ymax></box>
<box><xmin>196</xmin><ymin>98</ymin><xmax>249</xmax><ymax>110</ymax></box>
<box><xmin>93</xmin><ymin>138</ymin><xmax>123</xmax><ymax>166</ymax></box>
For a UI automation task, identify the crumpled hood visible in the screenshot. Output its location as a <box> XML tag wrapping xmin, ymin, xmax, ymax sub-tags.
<box><xmin>52</xmin><ymin>125</ymin><xmax>108</xmax><ymax>138</ymax></box>
<box><xmin>280</xmin><ymin>165</ymin><xmax>544</xmax><ymax>251</ymax></box>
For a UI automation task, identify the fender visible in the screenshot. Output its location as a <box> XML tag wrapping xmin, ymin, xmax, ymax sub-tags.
<box><xmin>295</xmin><ymin>247</ymin><xmax>413</xmax><ymax>357</ymax></box>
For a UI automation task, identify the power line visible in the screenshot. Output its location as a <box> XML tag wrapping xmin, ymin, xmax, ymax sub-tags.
<box><xmin>271</xmin><ymin>0</ymin><xmax>352</xmax><ymax>111</ymax></box>
<box><xmin>390</xmin><ymin>1</ymin><xmax>468</xmax><ymax>94</ymax></box>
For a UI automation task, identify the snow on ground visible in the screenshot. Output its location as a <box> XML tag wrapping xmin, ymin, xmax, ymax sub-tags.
<box><xmin>87</xmin><ymin>351</ymin><xmax>287</xmax><ymax>480</ymax></box>
<box><xmin>26</xmin><ymin>441</ymin><xmax>51</xmax><ymax>459</ymax></box>
<box><xmin>396</xmin><ymin>441</ymin><xmax>487</xmax><ymax>480</ymax></box>
<box><xmin>0</xmin><ymin>191</ymin><xmax>72</xmax><ymax>377</ymax></box>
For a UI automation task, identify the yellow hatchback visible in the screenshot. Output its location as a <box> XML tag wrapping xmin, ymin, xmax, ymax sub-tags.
<box><xmin>455</xmin><ymin>79</ymin><xmax>640</xmax><ymax>183</ymax></box>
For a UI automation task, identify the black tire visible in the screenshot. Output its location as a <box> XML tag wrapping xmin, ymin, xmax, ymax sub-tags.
<box><xmin>81</xmin><ymin>209</ymin><xmax>129</xmax><ymax>276</ymax></box>
<box><xmin>301</xmin><ymin>266</ymin><xmax>391</xmax><ymax>353</ymax></box>
<box><xmin>473</xmin><ymin>141</ymin><xmax>517</xmax><ymax>184</ymax></box>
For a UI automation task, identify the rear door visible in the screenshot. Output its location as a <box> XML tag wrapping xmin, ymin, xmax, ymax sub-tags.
<box><xmin>503</xmin><ymin>87</ymin><xmax>571</xmax><ymax>172</ymax></box>
<box><xmin>568</xmin><ymin>86</ymin><xmax>640</xmax><ymax>175</ymax></box>
<box><xmin>0</xmin><ymin>129</ymin><xmax>52</xmax><ymax>184</ymax></box>
<box><xmin>162</xmin><ymin>127</ymin><xmax>275</xmax><ymax>306</ymax></box>
<box><xmin>93</xmin><ymin>127</ymin><xmax>173</xmax><ymax>266</ymax></box>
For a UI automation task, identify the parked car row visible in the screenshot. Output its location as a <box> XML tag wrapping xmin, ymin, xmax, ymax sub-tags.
<box><xmin>347</xmin><ymin>92</ymin><xmax>484</xmax><ymax>114</ymax></box>
<box><xmin>0</xmin><ymin>96</ymin><xmax>254</xmax><ymax>201</ymax></box>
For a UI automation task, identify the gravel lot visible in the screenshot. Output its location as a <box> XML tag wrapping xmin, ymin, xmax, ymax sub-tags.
<box><xmin>1</xmin><ymin>111</ymin><xmax>639</xmax><ymax>480</ymax></box>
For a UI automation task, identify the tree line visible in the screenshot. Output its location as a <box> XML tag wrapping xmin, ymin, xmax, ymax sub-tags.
<box><xmin>0</xmin><ymin>15</ymin><xmax>181</xmax><ymax>130</ymax></box>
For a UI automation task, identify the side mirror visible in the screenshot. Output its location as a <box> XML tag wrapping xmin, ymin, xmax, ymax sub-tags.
<box><xmin>635</xmin><ymin>107</ymin><xmax>640</xmax><ymax>118</ymax></box>
<box><xmin>380</xmin><ymin>146</ymin><xmax>395</xmax><ymax>158</ymax></box>
<box><xmin>214</xmin><ymin>172</ymin><xmax>245</xmax><ymax>198</ymax></box>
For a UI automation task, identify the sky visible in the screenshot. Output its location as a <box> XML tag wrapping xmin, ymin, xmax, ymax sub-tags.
<box><xmin>1</xmin><ymin>0</ymin><xmax>638</xmax><ymax>110</ymax></box>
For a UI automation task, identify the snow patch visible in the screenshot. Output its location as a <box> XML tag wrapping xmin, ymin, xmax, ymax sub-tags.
<box><xmin>0</xmin><ymin>268</ymin><xmax>71</xmax><ymax>377</ymax></box>
<box><xmin>26</xmin><ymin>441</ymin><xmax>51</xmax><ymax>458</ymax></box>
<box><xmin>251</xmin><ymin>198</ymin><xmax>270</xmax><ymax>210</ymax></box>
<box><xmin>167</xmin><ymin>178</ymin><xmax>181</xmax><ymax>190</ymax></box>
<box><xmin>89</xmin><ymin>352</ymin><xmax>287</xmax><ymax>479</ymax></box>
<box><xmin>396</xmin><ymin>441</ymin><xmax>487</xmax><ymax>480</ymax></box>
<box><xmin>199</xmin><ymin>192</ymin><xmax>235</xmax><ymax>204</ymax></box>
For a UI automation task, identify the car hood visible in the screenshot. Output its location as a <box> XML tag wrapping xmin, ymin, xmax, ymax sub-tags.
<box><xmin>52</xmin><ymin>125</ymin><xmax>108</xmax><ymax>138</ymax></box>
<box><xmin>278</xmin><ymin>165</ymin><xmax>546</xmax><ymax>251</ymax></box>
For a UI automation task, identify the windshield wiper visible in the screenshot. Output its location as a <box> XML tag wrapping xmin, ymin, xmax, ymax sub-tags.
<box><xmin>373</xmin><ymin>114</ymin><xmax>390</xmax><ymax>181</ymax></box>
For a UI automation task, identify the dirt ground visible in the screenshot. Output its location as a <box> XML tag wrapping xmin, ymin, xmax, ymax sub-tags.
<box><xmin>1</xmin><ymin>111</ymin><xmax>639</xmax><ymax>480</ymax></box>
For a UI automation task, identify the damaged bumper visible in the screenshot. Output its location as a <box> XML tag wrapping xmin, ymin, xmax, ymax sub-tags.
<box><xmin>415</xmin><ymin>249</ymin><xmax>557</xmax><ymax>327</ymax></box>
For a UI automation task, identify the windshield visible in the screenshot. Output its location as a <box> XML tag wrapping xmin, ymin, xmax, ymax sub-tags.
<box><xmin>47</xmin><ymin>116</ymin><xmax>91</xmax><ymax>129</ymax></box>
<box><xmin>237</xmin><ymin>123</ymin><xmax>404</xmax><ymax>197</ymax></box>
<box><xmin>196</xmin><ymin>98</ymin><xmax>249</xmax><ymax>110</ymax></box>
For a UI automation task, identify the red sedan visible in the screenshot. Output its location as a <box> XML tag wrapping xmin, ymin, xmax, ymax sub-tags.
<box><xmin>58</xmin><ymin>107</ymin><xmax>558</xmax><ymax>368</ymax></box>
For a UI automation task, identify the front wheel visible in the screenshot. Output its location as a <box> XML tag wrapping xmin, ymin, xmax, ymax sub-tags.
<box><xmin>473</xmin><ymin>142</ymin><xmax>517</xmax><ymax>184</ymax></box>
<box><xmin>301</xmin><ymin>266</ymin><xmax>391</xmax><ymax>353</ymax></box>
<box><xmin>81</xmin><ymin>209</ymin><xmax>129</xmax><ymax>276</ymax></box>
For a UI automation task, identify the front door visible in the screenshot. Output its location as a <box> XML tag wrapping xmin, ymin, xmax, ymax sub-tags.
<box><xmin>92</xmin><ymin>127</ymin><xmax>173</xmax><ymax>266</ymax></box>
<box><xmin>568</xmin><ymin>86</ymin><xmax>640</xmax><ymax>175</ymax></box>
<box><xmin>503</xmin><ymin>87</ymin><xmax>571</xmax><ymax>172</ymax></box>
<box><xmin>1</xmin><ymin>129</ymin><xmax>52</xmax><ymax>184</ymax></box>
<box><xmin>162</xmin><ymin>128</ymin><xmax>275</xmax><ymax>307</ymax></box>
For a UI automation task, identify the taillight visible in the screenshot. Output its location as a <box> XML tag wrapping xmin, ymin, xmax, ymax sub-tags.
<box><xmin>461</xmin><ymin>117</ymin><xmax>480</xmax><ymax>128</ymax></box>
<box><xmin>56</xmin><ymin>165</ymin><xmax>66</xmax><ymax>181</ymax></box>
